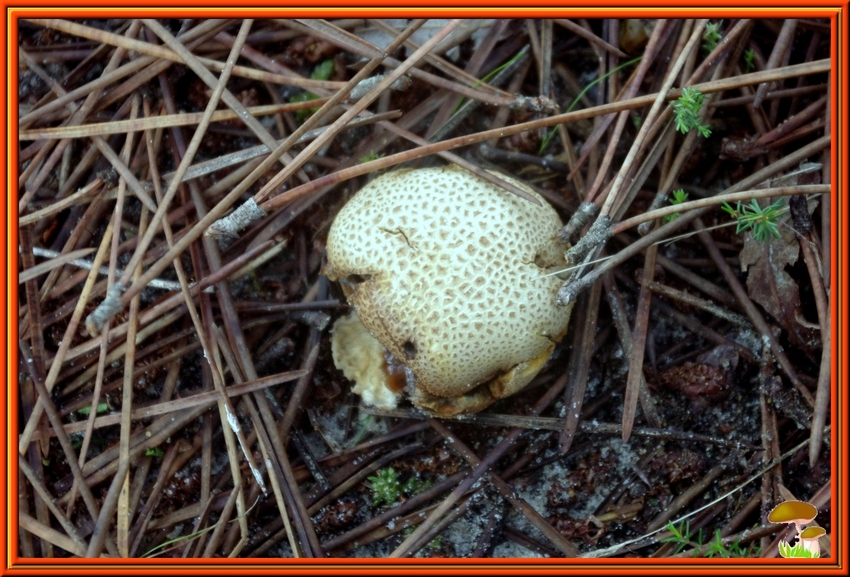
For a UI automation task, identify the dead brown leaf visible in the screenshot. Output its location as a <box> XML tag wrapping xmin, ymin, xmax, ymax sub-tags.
<box><xmin>739</xmin><ymin>199</ymin><xmax>821</xmax><ymax>359</ymax></box>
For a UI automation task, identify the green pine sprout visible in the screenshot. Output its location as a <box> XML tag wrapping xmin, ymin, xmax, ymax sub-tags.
<box><xmin>702</xmin><ymin>20</ymin><xmax>723</xmax><ymax>53</ymax></box>
<box><xmin>402</xmin><ymin>476</ymin><xmax>431</xmax><ymax>497</ymax></box>
<box><xmin>743</xmin><ymin>49</ymin><xmax>757</xmax><ymax>73</ymax></box>
<box><xmin>721</xmin><ymin>198</ymin><xmax>787</xmax><ymax>242</ymax></box>
<box><xmin>664</xmin><ymin>189</ymin><xmax>689</xmax><ymax>222</ymax></box>
<box><xmin>703</xmin><ymin>529</ymin><xmax>762</xmax><ymax>558</ymax></box>
<box><xmin>672</xmin><ymin>87</ymin><xmax>712</xmax><ymax>138</ymax></box>
<box><xmin>670</xmin><ymin>189</ymin><xmax>688</xmax><ymax>204</ymax></box>
<box><xmin>663</xmin><ymin>521</ymin><xmax>760</xmax><ymax>558</ymax></box>
<box><xmin>702</xmin><ymin>528</ymin><xmax>761</xmax><ymax>558</ymax></box>
<box><xmin>704</xmin><ymin>529</ymin><xmax>733</xmax><ymax>558</ymax></box>
<box><xmin>311</xmin><ymin>60</ymin><xmax>335</xmax><ymax>81</ymax></box>
<box><xmin>77</xmin><ymin>402</ymin><xmax>109</xmax><ymax>416</ymax></box>
<box><xmin>290</xmin><ymin>91</ymin><xmax>319</xmax><ymax>122</ymax></box>
<box><xmin>145</xmin><ymin>447</ymin><xmax>165</xmax><ymax>458</ymax></box>
<box><xmin>539</xmin><ymin>56</ymin><xmax>643</xmax><ymax>154</ymax></box>
<box><xmin>662</xmin><ymin>520</ymin><xmax>695</xmax><ymax>555</ymax></box>
<box><xmin>368</xmin><ymin>468</ymin><xmax>431</xmax><ymax>507</ymax></box>
<box><xmin>290</xmin><ymin>60</ymin><xmax>335</xmax><ymax>122</ymax></box>
<box><xmin>368</xmin><ymin>467</ymin><xmax>402</xmax><ymax>507</ymax></box>
<box><xmin>359</xmin><ymin>150</ymin><xmax>385</xmax><ymax>164</ymax></box>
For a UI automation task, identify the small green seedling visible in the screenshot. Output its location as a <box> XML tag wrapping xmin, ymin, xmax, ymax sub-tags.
<box><xmin>77</xmin><ymin>402</ymin><xmax>109</xmax><ymax>416</ymax></box>
<box><xmin>367</xmin><ymin>468</ymin><xmax>431</xmax><ymax>507</ymax></box>
<box><xmin>368</xmin><ymin>467</ymin><xmax>402</xmax><ymax>507</ymax></box>
<box><xmin>402</xmin><ymin>475</ymin><xmax>431</xmax><ymax>497</ymax></box>
<box><xmin>290</xmin><ymin>60</ymin><xmax>335</xmax><ymax>122</ymax></box>
<box><xmin>662</xmin><ymin>520</ymin><xmax>760</xmax><ymax>557</ymax></box>
<box><xmin>702</xmin><ymin>20</ymin><xmax>723</xmax><ymax>53</ymax></box>
<box><xmin>721</xmin><ymin>198</ymin><xmax>786</xmax><ymax>242</ymax></box>
<box><xmin>664</xmin><ymin>189</ymin><xmax>689</xmax><ymax>222</ymax></box>
<box><xmin>145</xmin><ymin>447</ymin><xmax>165</xmax><ymax>458</ymax></box>
<box><xmin>290</xmin><ymin>91</ymin><xmax>319</xmax><ymax>122</ymax></box>
<box><xmin>359</xmin><ymin>150</ymin><xmax>385</xmax><ymax>164</ymax></box>
<box><xmin>703</xmin><ymin>529</ymin><xmax>760</xmax><ymax>558</ymax></box>
<box><xmin>743</xmin><ymin>49</ymin><xmax>756</xmax><ymax>73</ymax></box>
<box><xmin>662</xmin><ymin>520</ymin><xmax>696</xmax><ymax>555</ymax></box>
<box><xmin>311</xmin><ymin>59</ymin><xmax>334</xmax><ymax>81</ymax></box>
<box><xmin>673</xmin><ymin>87</ymin><xmax>712</xmax><ymax>138</ymax></box>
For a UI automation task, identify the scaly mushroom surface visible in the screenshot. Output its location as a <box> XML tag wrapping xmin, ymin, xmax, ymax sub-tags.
<box><xmin>325</xmin><ymin>165</ymin><xmax>573</xmax><ymax>417</ymax></box>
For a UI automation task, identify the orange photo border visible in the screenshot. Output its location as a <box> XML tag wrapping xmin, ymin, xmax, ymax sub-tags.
<box><xmin>2</xmin><ymin>4</ymin><xmax>847</xmax><ymax>575</ymax></box>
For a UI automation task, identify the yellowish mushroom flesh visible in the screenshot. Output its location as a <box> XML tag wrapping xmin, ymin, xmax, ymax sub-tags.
<box><xmin>326</xmin><ymin>165</ymin><xmax>573</xmax><ymax>417</ymax></box>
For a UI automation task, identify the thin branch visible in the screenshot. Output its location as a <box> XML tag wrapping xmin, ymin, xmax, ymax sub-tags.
<box><xmin>18</xmin><ymin>101</ymin><xmax>326</xmax><ymax>141</ymax></box>
<box><xmin>554</xmin><ymin>18</ymin><xmax>627</xmax><ymax>58</ymax></box>
<box><xmin>25</xmin><ymin>18</ymin><xmax>346</xmax><ymax>90</ymax></box>
<box><xmin>611</xmin><ymin>184</ymin><xmax>829</xmax><ymax>234</ymax></box>
<box><xmin>266</xmin><ymin>59</ymin><xmax>830</xmax><ymax>210</ymax></box>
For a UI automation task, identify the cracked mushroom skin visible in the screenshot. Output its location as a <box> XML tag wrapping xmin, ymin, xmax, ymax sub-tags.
<box><xmin>326</xmin><ymin>165</ymin><xmax>573</xmax><ymax>417</ymax></box>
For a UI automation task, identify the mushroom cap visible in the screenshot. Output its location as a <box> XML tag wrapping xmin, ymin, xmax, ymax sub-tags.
<box><xmin>799</xmin><ymin>526</ymin><xmax>826</xmax><ymax>540</ymax></box>
<box><xmin>768</xmin><ymin>500</ymin><xmax>818</xmax><ymax>525</ymax></box>
<box><xmin>326</xmin><ymin>165</ymin><xmax>572</xmax><ymax>413</ymax></box>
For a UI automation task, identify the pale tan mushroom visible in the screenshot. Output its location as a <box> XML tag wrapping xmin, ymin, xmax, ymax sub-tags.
<box><xmin>325</xmin><ymin>165</ymin><xmax>573</xmax><ymax>417</ymax></box>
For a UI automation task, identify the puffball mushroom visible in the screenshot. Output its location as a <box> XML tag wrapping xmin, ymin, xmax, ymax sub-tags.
<box><xmin>325</xmin><ymin>165</ymin><xmax>573</xmax><ymax>417</ymax></box>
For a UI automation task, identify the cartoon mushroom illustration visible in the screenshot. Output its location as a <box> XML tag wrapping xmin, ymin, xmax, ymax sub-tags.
<box><xmin>768</xmin><ymin>500</ymin><xmax>818</xmax><ymax>538</ymax></box>
<box><xmin>325</xmin><ymin>165</ymin><xmax>573</xmax><ymax>417</ymax></box>
<box><xmin>798</xmin><ymin>526</ymin><xmax>826</xmax><ymax>557</ymax></box>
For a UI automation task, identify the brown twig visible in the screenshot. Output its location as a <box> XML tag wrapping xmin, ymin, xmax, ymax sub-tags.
<box><xmin>365</xmin><ymin>408</ymin><xmax>759</xmax><ymax>451</ymax></box>
<box><xmin>267</xmin><ymin>59</ymin><xmax>830</xmax><ymax>213</ymax></box>
<box><xmin>428</xmin><ymin>418</ymin><xmax>580</xmax><ymax>557</ymax></box>
<box><xmin>622</xmin><ymin>242</ymin><xmax>658</xmax><ymax>442</ymax></box>
<box><xmin>646</xmin><ymin>459</ymin><xmax>731</xmax><ymax>532</ymax></box>
<box><xmin>753</xmin><ymin>19</ymin><xmax>798</xmax><ymax>108</ymax></box>
<box><xmin>554</xmin><ymin>18</ymin><xmax>627</xmax><ymax>58</ymax></box>
<box><xmin>611</xmin><ymin>184</ymin><xmax>829</xmax><ymax>233</ymax></box>
<box><xmin>389</xmin><ymin>372</ymin><xmax>571</xmax><ymax>558</ymax></box>
<box><xmin>560</xmin><ymin>279</ymin><xmax>603</xmax><ymax>453</ymax></box>
<box><xmin>557</xmin><ymin>134</ymin><xmax>830</xmax><ymax>305</ymax></box>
